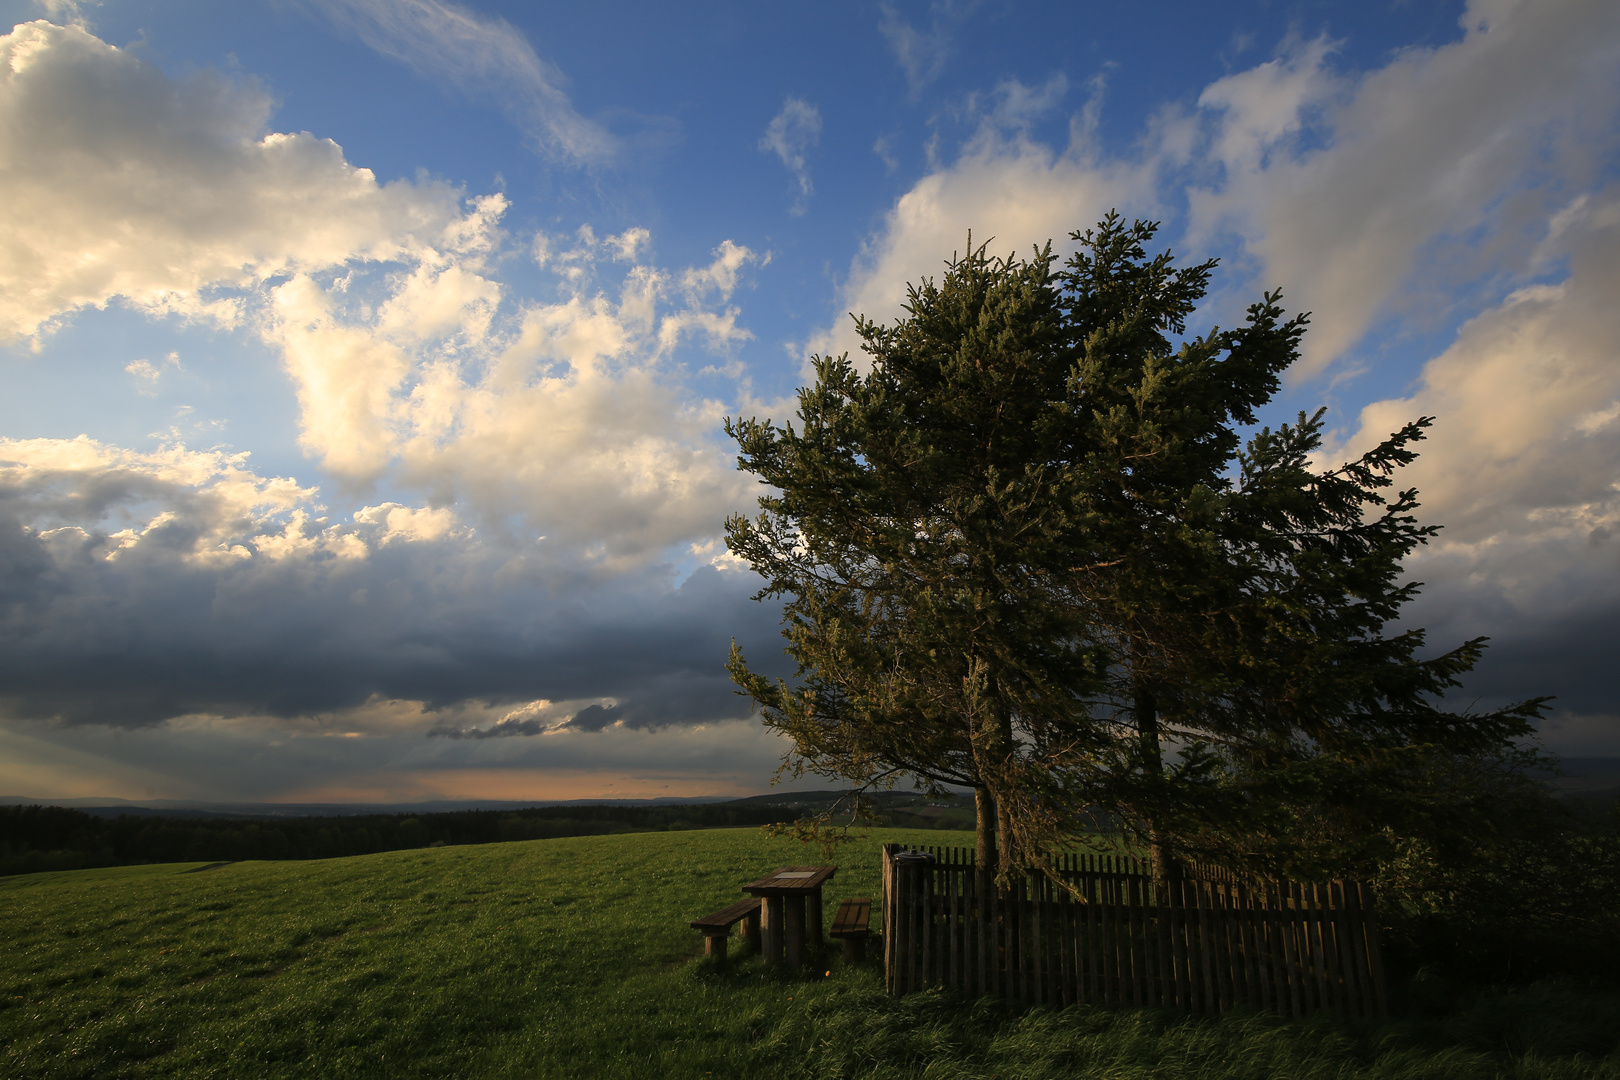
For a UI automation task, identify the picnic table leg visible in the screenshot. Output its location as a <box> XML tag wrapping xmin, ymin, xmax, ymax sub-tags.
<box><xmin>785</xmin><ymin>894</ymin><xmax>806</xmax><ymax>969</ymax></box>
<box><xmin>762</xmin><ymin>896</ymin><xmax>785</xmax><ymax>965</ymax></box>
<box><xmin>808</xmin><ymin>888</ymin><xmax>824</xmax><ymax>946</ymax></box>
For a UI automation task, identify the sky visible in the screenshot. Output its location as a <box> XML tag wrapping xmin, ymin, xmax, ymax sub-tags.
<box><xmin>1</xmin><ymin>0</ymin><xmax>1617</xmax><ymax>805</ymax></box>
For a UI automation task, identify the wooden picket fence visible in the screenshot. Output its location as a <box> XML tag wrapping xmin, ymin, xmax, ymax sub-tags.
<box><xmin>881</xmin><ymin>844</ymin><xmax>1387</xmax><ymax>1018</ymax></box>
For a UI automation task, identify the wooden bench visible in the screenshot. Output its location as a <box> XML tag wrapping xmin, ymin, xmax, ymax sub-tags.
<box><xmin>689</xmin><ymin>897</ymin><xmax>761</xmax><ymax>968</ymax></box>
<box><xmin>828</xmin><ymin>897</ymin><xmax>872</xmax><ymax>963</ymax></box>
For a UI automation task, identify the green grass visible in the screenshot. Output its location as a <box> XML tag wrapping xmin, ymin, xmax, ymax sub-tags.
<box><xmin>3</xmin><ymin>827</ymin><xmax>1618</xmax><ymax>1079</ymax></box>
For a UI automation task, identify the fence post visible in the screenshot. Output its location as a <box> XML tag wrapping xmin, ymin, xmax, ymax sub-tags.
<box><xmin>882</xmin><ymin>844</ymin><xmax>896</xmax><ymax>993</ymax></box>
<box><xmin>888</xmin><ymin>848</ymin><xmax>937</xmax><ymax>995</ymax></box>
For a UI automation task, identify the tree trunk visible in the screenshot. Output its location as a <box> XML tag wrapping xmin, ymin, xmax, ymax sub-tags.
<box><xmin>967</xmin><ymin>653</ymin><xmax>1018</xmax><ymax>887</ymax></box>
<box><xmin>1134</xmin><ymin>686</ymin><xmax>1180</xmax><ymax>883</ymax></box>
<box><xmin>974</xmin><ymin>786</ymin><xmax>996</xmax><ymax>899</ymax></box>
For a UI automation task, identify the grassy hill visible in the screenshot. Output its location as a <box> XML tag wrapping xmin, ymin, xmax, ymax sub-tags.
<box><xmin>4</xmin><ymin>828</ymin><xmax>1619</xmax><ymax>1079</ymax></box>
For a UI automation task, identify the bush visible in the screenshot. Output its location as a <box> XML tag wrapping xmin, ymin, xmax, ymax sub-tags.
<box><xmin>1375</xmin><ymin>796</ymin><xmax>1620</xmax><ymax>984</ymax></box>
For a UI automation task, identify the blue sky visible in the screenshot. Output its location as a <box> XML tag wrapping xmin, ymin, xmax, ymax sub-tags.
<box><xmin>1</xmin><ymin>0</ymin><xmax>1617</xmax><ymax>804</ymax></box>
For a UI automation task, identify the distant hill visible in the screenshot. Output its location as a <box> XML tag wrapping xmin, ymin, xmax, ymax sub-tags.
<box><xmin>1537</xmin><ymin>757</ymin><xmax>1620</xmax><ymax>802</ymax></box>
<box><xmin>0</xmin><ymin>788</ymin><xmax>980</xmax><ymax>877</ymax></box>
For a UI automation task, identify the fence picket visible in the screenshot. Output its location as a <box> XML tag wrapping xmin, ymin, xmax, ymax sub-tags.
<box><xmin>1172</xmin><ymin>876</ymin><xmax>1190</xmax><ymax>1010</ymax></box>
<box><xmin>1255</xmin><ymin>880</ymin><xmax>1278</xmax><ymax>1014</ymax></box>
<box><xmin>1329</xmin><ymin>880</ymin><xmax>1352</xmax><ymax>1014</ymax></box>
<box><xmin>1132</xmin><ymin>872</ymin><xmax>1149</xmax><ymax>1008</ymax></box>
<box><xmin>1197</xmin><ymin>880</ymin><xmax>1217</xmax><ymax>1013</ymax></box>
<box><xmin>1241</xmin><ymin>881</ymin><xmax>1263</xmax><ymax>1010</ymax></box>
<box><xmin>1318</xmin><ymin>881</ymin><xmax>1343</xmax><ymax>1014</ymax></box>
<box><xmin>1358</xmin><ymin>881</ymin><xmax>1389</xmax><ymax>1016</ymax></box>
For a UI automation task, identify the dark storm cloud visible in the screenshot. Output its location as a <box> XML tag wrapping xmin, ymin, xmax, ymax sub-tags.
<box><xmin>0</xmin><ymin>456</ymin><xmax>787</xmax><ymax>733</ymax></box>
<box><xmin>1445</xmin><ymin>605</ymin><xmax>1620</xmax><ymax>719</ymax></box>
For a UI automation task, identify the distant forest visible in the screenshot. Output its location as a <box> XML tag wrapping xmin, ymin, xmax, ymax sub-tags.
<box><xmin>0</xmin><ymin>794</ymin><xmax>975</xmax><ymax>877</ymax></box>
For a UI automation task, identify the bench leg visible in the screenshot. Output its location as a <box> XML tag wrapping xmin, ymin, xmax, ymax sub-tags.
<box><xmin>784</xmin><ymin>894</ymin><xmax>806</xmax><ymax>969</ymax></box>
<box><xmin>703</xmin><ymin>931</ymin><xmax>728</xmax><ymax>969</ymax></box>
<box><xmin>761</xmin><ymin>896</ymin><xmax>784</xmax><ymax>965</ymax></box>
<box><xmin>740</xmin><ymin>908</ymin><xmax>760</xmax><ymax>952</ymax></box>
<box><xmin>841</xmin><ymin>934</ymin><xmax>866</xmax><ymax>964</ymax></box>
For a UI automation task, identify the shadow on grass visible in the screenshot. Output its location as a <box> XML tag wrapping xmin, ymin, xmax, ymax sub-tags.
<box><xmin>719</xmin><ymin>970</ymin><xmax>1620</xmax><ymax>1080</ymax></box>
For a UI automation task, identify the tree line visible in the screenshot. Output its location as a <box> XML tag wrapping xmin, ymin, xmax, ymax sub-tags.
<box><xmin>0</xmin><ymin>802</ymin><xmax>790</xmax><ymax>877</ymax></box>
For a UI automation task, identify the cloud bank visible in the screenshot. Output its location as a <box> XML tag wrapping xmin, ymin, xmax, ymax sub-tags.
<box><xmin>1187</xmin><ymin>0</ymin><xmax>1620</xmax><ymax>376</ymax></box>
<box><xmin>0</xmin><ymin>436</ymin><xmax>776</xmax><ymax>729</ymax></box>
<box><xmin>0</xmin><ymin>20</ymin><xmax>467</xmax><ymax>341</ymax></box>
<box><xmin>3</xmin><ymin>1</ymin><xmax>1618</xmax><ymax>803</ymax></box>
<box><xmin>0</xmin><ymin>18</ymin><xmax>786</xmax><ymax>799</ymax></box>
<box><xmin>1325</xmin><ymin>192</ymin><xmax>1620</xmax><ymax>727</ymax></box>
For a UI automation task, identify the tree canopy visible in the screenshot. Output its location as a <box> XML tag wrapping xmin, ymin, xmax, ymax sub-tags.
<box><xmin>725</xmin><ymin>214</ymin><xmax>1545</xmax><ymax>882</ymax></box>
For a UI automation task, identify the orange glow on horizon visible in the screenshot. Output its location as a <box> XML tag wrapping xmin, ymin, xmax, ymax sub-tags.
<box><xmin>270</xmin><ymin>768</ymin><xmax>767</xmax><ymax>805</ymax></box>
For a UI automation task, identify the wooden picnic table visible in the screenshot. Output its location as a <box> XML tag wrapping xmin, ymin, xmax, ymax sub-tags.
<box><xmin>741</xmin><ymin>865</ymin><xmax>836</xmax><ymax>969</ymax></box>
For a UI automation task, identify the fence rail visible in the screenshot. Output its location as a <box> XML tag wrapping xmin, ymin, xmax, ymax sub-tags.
<box><xmin>881</xmin><ymin>844</ymin><xmax>1387</xmax><ymax>1018</ymax></box>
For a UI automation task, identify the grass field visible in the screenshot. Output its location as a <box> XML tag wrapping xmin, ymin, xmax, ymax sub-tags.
<box><xmin>3</xmin><ymin>827</ymin><xmax>1619</xmax><ymax>1079</ymax></box>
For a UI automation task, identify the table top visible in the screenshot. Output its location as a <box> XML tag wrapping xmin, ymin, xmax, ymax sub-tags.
<box><xmin>741</xmin><ymin>864</ymin><xmax>837</xmax><ymax>895</ymax></box>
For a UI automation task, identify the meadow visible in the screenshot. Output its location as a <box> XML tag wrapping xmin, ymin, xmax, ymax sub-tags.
<box><xmin>3</xmin><ymin>828</ymin><xmax>1619</xmax><ymax>1079</ymax></box>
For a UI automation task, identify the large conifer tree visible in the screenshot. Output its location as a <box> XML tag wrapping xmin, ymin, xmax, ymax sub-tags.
<box><xmin>726</xmin><ymin>215</ymin><xmax>1545</xmax><ymax>882</ymax></box>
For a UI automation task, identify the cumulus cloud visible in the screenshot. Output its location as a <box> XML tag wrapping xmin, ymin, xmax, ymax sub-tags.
<box><xmin>0</xmin><ymin>18</ymin><xmax>788</xmax><ymax>771</ymax></box>
<box><xmin>810</xmin><ymin>79</ymin><xmax>1145</xmax><ymax>365</ymax></box>
<box><xmin>1322</xmin><ymin>193</ymin><xmax>1620</xmax><ymax>745</ymax></box>
<box><xmin>267</xmin><ymin>218</ymin><xmax>763</xmax><ymax>561</ymax></box>
<box><xmin>0</xmin><ymin>17</ymin><xmax>796</xmax><ymax>802</ymax></box>
<box><xmin>1</xmin><ymin>21</ymin><xmax>764</xmax><ymax>565</ymax></box>
<box><xmin>1187</xmin><ymin>0</ymin><xmax>1620</xmax><ymax>376</ymax></box>
<box><xmin>760</xmin><ymin>97</ymin><xmax>823</xmax><ymax>216</ymax></box>
<box><xmin>427</xmin><ymin>698</ymin><xmax>629</xmax><ymax>739</ymax></box>
<box><xmin>0</xmin><ymin>20</ymin><xmax>472</xmax><ymax>342</ymax></box>
<box><xmin>295</xmin><ymin>0</ymin><xmax>617</xmax><ymax>163</ymax></box>
<box><xmin>840</xmin><ymin>1</ymin><xmax>1620</xmax><ymax>381</ymax></box>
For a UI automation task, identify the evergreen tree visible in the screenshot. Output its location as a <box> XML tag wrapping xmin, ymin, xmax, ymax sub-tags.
<box><xmin>726</xmin><ymin>239</ymin><xmax>1101</xmax><ymax>880</ymax></box>
<box><xmin>726</xmin><ymin>215</ymin><xmax>1546</xmax><ymax>882</ymax></box>
<box><xmin>1056</xmin><ymin>217</ymin><xmax>1545</xmax><ymax>878</ymax></box>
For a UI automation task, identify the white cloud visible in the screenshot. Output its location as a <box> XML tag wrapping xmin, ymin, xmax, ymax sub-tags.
<box><xmin>0</xmin><ymin>435</ymin><xmax>358</xmax><ymax>566</ymax></box>
<box><xmin>124</xmin><ymin>351</ymin><xmax>182</xmax><ymax>395</ymax></box>
<box><xmin>29</xmin><ymin>0</ymin><xmax>97</xmax><ymax>23</ymax></box>
<box><xmin>300</xmin><ymin>0</ymin><xmax>617</xmax><ymax>164</ymax></box>
<box><xmin>0</xmin><ymin>20</ymin><xmax>470</xmax><ymax>341</ymax></box>
<box><xmin>264</xmin><ymin>216</ymin><xmax>763</xmax><ymax>562</ymax></box>
<box><xmin>879</xmin><ymin>0</ymin><xmax>979</xmax><ymax>97</ymax></box>
<box><xmin>810</xmin><ymin>87</ymin><xmax>1145</xmax><ymax>366</ymax></box>
<box><xmin>0</xmin><ymin>21</ymin><xmax>761</xmax><ymax>566</ymax></box>
<box><xmin>1329</xmin><ymin>198</ymin><xmax>1620</xmax><ymax>577</ymax></box>
<box><xmin>760</xmin><ymin>97</ymin><xmax>823</xmax><ymax>216</ymax></box>
<box><xmin>1319</xmin><ymin>193</ymin><xmax>1620</xmax><ymax>741</ymax></box>
<box><xmin>1188</xmin><ymin>0</ymin><xmax>1620</xmax><ymax>376</ymax></box>
<box><xmin>351</xmin><ymin>502</ymin><xmax>465</xmax><ymax>546</ymax></box>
